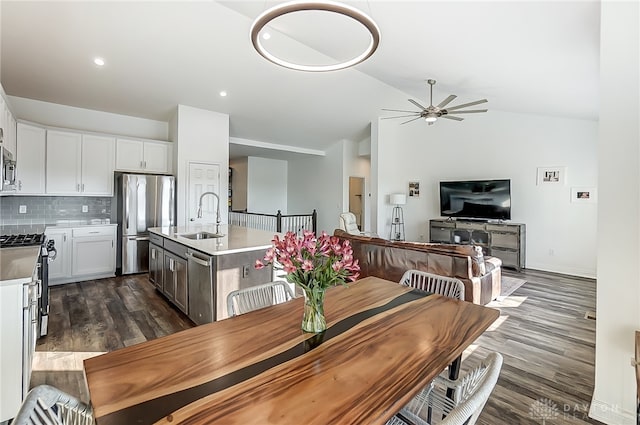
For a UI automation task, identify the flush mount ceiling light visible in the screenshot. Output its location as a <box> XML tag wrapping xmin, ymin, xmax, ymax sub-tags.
<box><xmin>250</xmin><ymin>0</ymin><xmax>380</xmax><ymax>72</ymax></box>
<box><xmin>93</xmin><ymin>57</ymin><xmax>105</xmax><ymax>67</ymax></box>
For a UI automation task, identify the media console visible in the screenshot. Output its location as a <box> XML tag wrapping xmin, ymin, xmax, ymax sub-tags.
<box><xmin>429</xmin><ymin>219</ymin><xmax>526</xmax><ymax>271</ymax></box>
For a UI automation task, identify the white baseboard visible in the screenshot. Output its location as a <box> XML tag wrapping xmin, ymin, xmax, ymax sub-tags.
<box><xmin>588</xmin><ymin>398</ymin><xmax>635</xmax><ymax>425</ymax></box>
<box><xmin>525</xmin><ymin>262</ymin><xmax>596</xmax><ymax>279</ymax></box>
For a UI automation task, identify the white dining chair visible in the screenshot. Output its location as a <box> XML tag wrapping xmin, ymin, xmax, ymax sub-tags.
<box><xmin>399</xmin><ymin>270</ymin><xmax>465</xmax><ymax>301</ymax></box>
<box><xmin>386</xmin><ymin>352</ymin><xmax>503</xmax><ymax>425</ymax></box>
<box><xmin>339</xmin><ymin>212</ymin><xmax>362</xmax><ymax>235</ymax></box>
<box><xmin>227</xmin><ymin>281</ymin><xmax>295</xmax><ymax>317</ymax></box>
<box><xmin>12</xmin><ymin>384</ymin><xmax>94</xmax><ymax>425</ymax></box>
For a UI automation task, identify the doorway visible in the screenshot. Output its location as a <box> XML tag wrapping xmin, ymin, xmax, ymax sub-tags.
<box><xmin>348</xmin><ymin>177</ymin><xmax>365</xmax><ymax>231</ymax></box>
<box><xmin>187</xmin><ymin>162</ymin><xmax>221</xmax><ymax>224</ymax></box>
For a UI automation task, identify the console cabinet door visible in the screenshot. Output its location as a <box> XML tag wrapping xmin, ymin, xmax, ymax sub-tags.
<box><xmin>143</xmin><ymin>141</ymin><xmax>170</xmax><ymax>173</ymax></box>
<box><xmin>163</xmin><ymin>252</ymin><xmax>177</xmax><ymax>300</ymax></box>
<box><xmin>115</xmin><ymin>138</ymin><xmax>145</xmax><ymax>172</ymax></box>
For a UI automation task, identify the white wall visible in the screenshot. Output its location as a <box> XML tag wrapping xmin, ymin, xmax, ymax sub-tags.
<box><xmin>8</xmin><ymin>96</ymin><xmax>168</xmax><ymax>140</ymax></box>
<box><xmin>288</xmin><ymin>140</ymin><xmax>345</xmax><ymax>234</ymax></box>
<box><xmin>229</xmin><ymin>157</ymin><xmax>248</xmax><ymax>211</ymax></box>
<box><xmin>373</xmin><ymin>109</ymin><xmax>598</xmax><ymax>277</ymax></box>
<box><xmin>174</xmin><ymin>104</ymin><xmax>229</xmax><ymax>226</ymax></box>
<box><xmin>247</xmin><ymin>156</ymin><xmax>287</xmax><ymax>214</ymax></box>
<box><xmin>589</xmin><ymin>1</ymin><xmax>639</xmax><ymax>424</ymax></box>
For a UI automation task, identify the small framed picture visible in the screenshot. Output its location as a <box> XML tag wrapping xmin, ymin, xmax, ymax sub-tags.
<box><xmin>537</xmin><ymin>166</ymin><xmax>566</xmax><ymax>185</ymax></box>
<box><xmin>571</xmin><ymin>187</ymin><xmax>597</xmax><ymax>203</ymax></box>
<box><xmin>408</xmin><ymin>181</ymin><xmax>420</xmax><ymax>197</ymax></box>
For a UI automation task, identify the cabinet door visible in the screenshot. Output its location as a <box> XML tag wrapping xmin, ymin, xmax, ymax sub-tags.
<box><xmin>143</xmin><ymin>141</ymin><xmax>170</xmax><ymax>173</ymax></box>
<box><xmin>16</xmin><ymin>123</ymin><xmax>46</xmax><ymax>195</ymax></box>
<box><xmin>46</xmin><ymin>130</ymin><xmax>82</xmax><ymax>194</ymax></box>
<box><xmin>82</xmin><ymin>134</ymin><xmax>115</xmax><ymax>195</ymax></box>
<box><xmin>115</xmin><ymin>138</ymin><xmax>144</xmax><ymax>172</ymax></box>
<box><xmin>163</xmin><ymin>252</ymin><xmax>176</xmax><ymax>300</ymax></box>
<box><xmin>149</xmin><ymin>244</ymin><xmax>164</xmax><ymax>290</ymax></box>
<box><xmin>173</xmin><ymin>257</ymin><xmax>188</xmax><ymax>314</ymax></box>
<box><xmin>46</xmin><ymin>230</ymin><xmax>71</xmax><ymax>280</ymax></box>
<box><xmin>71</xmin><ymin>236</ymin><xmax>115</xmax><ymax>276</ymax></box>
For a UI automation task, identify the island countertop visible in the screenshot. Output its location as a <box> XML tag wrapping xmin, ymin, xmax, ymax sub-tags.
<box><xmin>148</xmin><ymin>224</ymin><xmax>279</xmax><ymax>256</ymax></box>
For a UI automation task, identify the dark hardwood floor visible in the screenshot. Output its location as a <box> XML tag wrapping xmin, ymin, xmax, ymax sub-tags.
<box><xmin>31</xmin><ymin>270</ymin><xmax>602</xmax><ymax>424</ymax></box>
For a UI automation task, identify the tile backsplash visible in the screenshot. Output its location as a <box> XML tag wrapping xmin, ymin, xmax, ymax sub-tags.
<box><xmin>0</xmin><ymin>196</ymin><xmax>111</xmax><ymax>226</ymax></box>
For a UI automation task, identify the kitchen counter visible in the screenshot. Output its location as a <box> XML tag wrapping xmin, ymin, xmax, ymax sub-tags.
<box><xmin>148</xmin><ymin>224</ymin><xmax>278</xmax><ymax>256</ymax></box>
<box><xmin>0</xmin><ymin>246</ymin><xmax>40</xmax><ymax>285</ymax></box>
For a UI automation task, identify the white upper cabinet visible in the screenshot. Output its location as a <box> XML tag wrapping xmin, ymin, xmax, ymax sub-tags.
<box><xmin>46</xmin><ymin>130</ymin><xmax>115</xmax><ymax>196</ymax></box>
<box><xmin>46</xmin><ymin>130</ymin><xmax>82</xmax><ymax>194</ymax></box>
<box><xmin>81</xmin><ymin>134</ymin><xmax>115</xmax><ymax>195</ymax></box>
<box><xmin>0</xmin><ymin>96</ymin><xmax>17</xmax><ymax>156</ymax></box>
<box><xmin>116</xmin><ymin>138</ymin><xmax>172</xmax><ymax>174</ymax></box>
<box><xmin>16</xmin><ymin>123</ymin><xmax>46</xmax><ymax>195</ymax></box>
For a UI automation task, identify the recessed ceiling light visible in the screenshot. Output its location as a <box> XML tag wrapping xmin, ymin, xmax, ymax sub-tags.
<box><xmin>219</xmin><ymin>91</ymin><xmax>228</xmax><ymax>97</ymax></box>
<box><xmin>262</xmin><ymin>32</ymin><xmax>271</xmax><ymax>40</ymax></box>
<box><xmin>94</xmin><ymin>57</ymin><xmax>105</xmax><ymax>66</ymax></box>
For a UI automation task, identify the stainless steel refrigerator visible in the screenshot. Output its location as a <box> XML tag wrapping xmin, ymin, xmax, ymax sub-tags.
<box><xmin>115</xmin><ymin>173</ymin><xmax>175</xmax><ymax>275</ymax></box>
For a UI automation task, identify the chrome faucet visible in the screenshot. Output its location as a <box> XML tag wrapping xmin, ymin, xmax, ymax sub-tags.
<box><xmin>197</xmin><ymin>191</ymin><xmax>222</xmax><ymax>234</ymax></box>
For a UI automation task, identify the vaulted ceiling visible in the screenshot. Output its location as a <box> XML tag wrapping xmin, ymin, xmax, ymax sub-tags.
<box><xmin>1</xmin><ymin>1</ymin><xmax>600</xmax><ymax>153</ymax></box>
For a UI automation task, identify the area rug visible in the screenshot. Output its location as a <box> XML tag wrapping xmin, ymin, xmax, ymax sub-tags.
<box><xmin>500</xmin><ymin>275</ymin><xmax>527</xmax><ymax>298</ymax></box>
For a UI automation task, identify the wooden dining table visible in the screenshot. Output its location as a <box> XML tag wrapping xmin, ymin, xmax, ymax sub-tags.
<box><xmin>83</xmin><ymin>276</ymin><xmax>499</xmax><ymax>425</ymax></box>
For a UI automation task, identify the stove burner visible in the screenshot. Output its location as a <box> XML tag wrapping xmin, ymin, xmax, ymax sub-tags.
<box><xmin>0</xmin><ymin>233</ymin><xmax>46</xmax><ymax>248</ymax></box>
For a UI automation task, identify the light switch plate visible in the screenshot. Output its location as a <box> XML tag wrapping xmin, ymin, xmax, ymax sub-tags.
<box><xmin>19</xmin><ymin>205</ymin><xmax>27</xmax><ymax>214</ymax></box>
<box><xmin>82</xmin><ymin>205</ymin><xmax>89</xmax><ymax>213</ymax></box>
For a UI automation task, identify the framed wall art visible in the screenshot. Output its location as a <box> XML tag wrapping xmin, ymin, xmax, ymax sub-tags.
<box><xmin>537</xmin><ymin>166</ymin><xmax>567</xmax><ymax>185</ymax></box>
<box><xmin>571</xmin><ymin>187</ymin><xmax>597</xmax><ymax>203</ymax></box>
<box><xmin>408</xmin><ymin>181</ymin><xmax>420</xmax><ymax>197</ymax></box>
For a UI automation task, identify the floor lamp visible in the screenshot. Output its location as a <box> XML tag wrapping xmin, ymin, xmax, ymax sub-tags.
<box><xmin>389</xmin><ymin>193</ymin><xmax>406</xmax><ymax>241</ymax></box>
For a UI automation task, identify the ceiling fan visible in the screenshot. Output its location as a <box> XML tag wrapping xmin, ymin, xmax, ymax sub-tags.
<box><xmin>382</xmin><ymin>79</ymin><xmax>488</xmax><ymax>125</ymax></box>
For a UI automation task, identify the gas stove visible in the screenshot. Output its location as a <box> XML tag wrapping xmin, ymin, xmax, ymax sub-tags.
<box><xmin>0</xmin><ymin>233</ymin><xmax>46</xmax><ymax>248</ymax></box>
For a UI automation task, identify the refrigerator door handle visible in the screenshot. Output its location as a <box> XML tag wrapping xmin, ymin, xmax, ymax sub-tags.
<box><xmin>131</xmin><ymin>236</ymin><xmax>150</xmax><ymax>241</ymax></box>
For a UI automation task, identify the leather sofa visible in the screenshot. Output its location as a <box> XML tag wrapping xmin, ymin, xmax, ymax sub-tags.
<box><xmin>334</xmin><ymin>229</ymin><xmax>502</xmax><ymax>305</ymax></box>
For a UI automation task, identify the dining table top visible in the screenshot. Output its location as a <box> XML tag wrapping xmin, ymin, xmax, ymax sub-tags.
<box><xmin>83</xmin><ymin>276</ymin><xmax>499</xmax><ymax>425</ymax></box>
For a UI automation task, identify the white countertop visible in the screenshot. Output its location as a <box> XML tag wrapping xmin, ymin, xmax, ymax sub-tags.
<box><xmin>148</xmin><ymin>225</ymin><xmax>279</xmax><ymax>256</ymax></box>
<box><xmin>45</xmin><ymin>223</ymin><xmax>117</xmax><ymax>230</ymax></box>
<box><xmin>0</xmin><ymin>246</ymin><xmax>39</xmax><ymax>286</ymax></box>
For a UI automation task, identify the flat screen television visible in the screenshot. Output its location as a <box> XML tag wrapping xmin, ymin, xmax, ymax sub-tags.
<box><xmin>439</xmin><ymin>179</ymin><xmax>511</xmax><ymax>221</ymax></box>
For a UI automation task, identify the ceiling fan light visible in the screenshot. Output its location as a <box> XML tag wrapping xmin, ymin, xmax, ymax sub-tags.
<box><xmin>425</xmin><ymin>115</ymin><xmax>437</xmax><ymax>123</ymax></box>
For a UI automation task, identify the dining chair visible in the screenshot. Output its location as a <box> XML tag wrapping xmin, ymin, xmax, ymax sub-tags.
<box><xmin>12</xmin><ymin>384</ymin><xmax>94</xmax><ymax>425</ymax></box>
<box><xmin>227</xmin><ymin>281</ymin><xmax>295</xmax><ymax>317</ymax></box>
<box><xmin>399</xmin><ymin>270</ymin><xmax>465</xmax><ymax>301</ymax></box>
<box><xmin>386</xmin><ymin>352</ymin><xmax>503</xmax><ymax>425</ymax></box>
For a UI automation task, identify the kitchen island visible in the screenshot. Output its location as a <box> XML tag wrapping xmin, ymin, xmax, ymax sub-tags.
<box><xmin>147</xmin><ymin>225</ymin><xmax>278</xmax><ymax>323</ymax></box>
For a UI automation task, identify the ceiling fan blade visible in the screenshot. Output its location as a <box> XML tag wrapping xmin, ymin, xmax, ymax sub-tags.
<box><xmin>446</xmin><ymin>109</ymin><xmax>488</xmax><ymax>114</ymax></box>
<box><xmin>381</xmin><ymin>108</ymin><xmax>422</xmax><ymax>113</ymax></box>
<box><xmin>400</xmin><ymin>116</ymin><xmax>423</xmax><ymax>125</ymax></box>
<box><xmin>408</xmin><ymin>99</ymin><xmax>428</xmax><ymax>110</ymax></box>
<box><xmin>441</xmin><ymin>115</ymin><xmax>464</xmax><ymax>121</ymax></box>
<box><xmin>445</xmin><ymin>99</ymin><xmax>488</xmax><ymax>112</ymax></box>
<box><xmin>436</xmin><ymin>95</ymin><xmax>457</xmax><ymax>109</ymax></box>
<box><xmin>381</xmin><ymin>114</ymin><xmax>421</xmax><ymax>120</ymax></box>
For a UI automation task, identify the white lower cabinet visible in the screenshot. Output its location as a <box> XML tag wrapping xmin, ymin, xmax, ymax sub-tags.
<box><xmin>46</xmin><ymin>225</ymin><xmax>116</xmax><ymax>285</ymax></box>
<box><xmin>45</xmin><ymin>228</ymin><xmax>71</xmax><ymax>280</ymax></box>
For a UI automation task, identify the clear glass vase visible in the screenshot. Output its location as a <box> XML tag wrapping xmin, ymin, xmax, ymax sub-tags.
<box><xmin>301</xmin><ymin>286</ymin><xmax>326</xmax><ymax>333</ymax></box>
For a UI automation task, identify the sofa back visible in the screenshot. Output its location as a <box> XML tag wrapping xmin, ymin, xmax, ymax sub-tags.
<box><xmin>335</xmin><ymin>229</ymin><xmax>478</xmax><ymax>283</ymax></box>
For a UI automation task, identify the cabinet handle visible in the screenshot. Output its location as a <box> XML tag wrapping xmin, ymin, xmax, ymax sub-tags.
<box><xmin>112</xmin><ymin>240</ymin><xmax>114</xmax><ymax>248</ymax></box>
<box><xmin>140</xmin><ymin>160</ymin><xmax>145</xmax><ymax>169</ymax></box>
<box><xmin>63</xmin><ymin>234</ymin><xmax>66</xmax><ymax>242</ymax></box>
<box><xmin>18</xmin><ymin>180</ymin><xmax>22</xmax><ymax>191</ymax></box>
<box><xmin>143</xmin><ymin>160</ymin><xmax>147</xmax><ymax>168</ymax></box>
<box><xmin>82</xmin><ymin>183</ymin><xmax>85</xmax><ymax>192</ymax></box>
<box><xmin>76</xmin><ymin>183</ymin><xmax>80</xmax><ymax>192</ymax></box>
<box><xmin>169</xmin><ymin>258</ymin><xmax>174</xmax><ymax>272</ymax></box>
<box><xmin>151</xmin><ymin>249</ymin><xmax>156</xmax><ymax>259</ymax></box>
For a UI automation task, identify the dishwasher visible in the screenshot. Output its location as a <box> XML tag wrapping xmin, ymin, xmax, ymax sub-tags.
<box><xmin>185</xmin><ymin>248</ymin><xmax>214</xmax><ymax>325</ymax></box>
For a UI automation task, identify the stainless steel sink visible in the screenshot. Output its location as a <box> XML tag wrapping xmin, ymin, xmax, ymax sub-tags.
<box><xmin>179</xmin><ymin>232</ymin><xmax>224</xmax><ymax>240</ymax></box>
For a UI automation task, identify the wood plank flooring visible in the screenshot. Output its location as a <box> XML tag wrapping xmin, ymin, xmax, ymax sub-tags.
<box><xmin>31</xmin><ymin>269</ymin><xmax>603</xmax><ymax>424</ymax></box>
